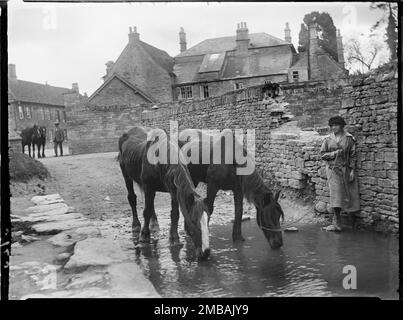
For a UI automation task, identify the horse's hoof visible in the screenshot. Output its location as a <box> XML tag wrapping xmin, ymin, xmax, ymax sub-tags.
<box><xmin>150</xmin><ymin>222</ymin><xmax>160</xmax><ymax>235</ymax></box>
<box><xmin>232</xmin><ymin>235</ymin><xmax>245</xmax><ymax>242</ymax></box>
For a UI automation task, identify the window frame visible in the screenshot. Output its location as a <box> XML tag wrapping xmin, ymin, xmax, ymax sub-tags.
<box><xmin>201</xmin><ymin>85</ymin><xmax>209</xmax><ymax>99</ymax></box>
<box><xmin>25</xmin><ymin>106</ymin><xmax>32</xmax><ymax>119</ymax></box>
<box><xmin>18</xmin><ymin>105</ymin><xmax>24</xmax><ymax>119</ymax></box>
<box><xmin>292</xmin><ymin>71</ymin><xmax>299</xmax><ymax>82</ymax></box>
<box><xmin>234</xmin><ymin>82</ymin><xmax>244</xmax><ymax>90</ymax></box>
<box><xmin>180</xmin><ymin>86</ymin><xmax>193</xmax><ymax>100</ymax></box>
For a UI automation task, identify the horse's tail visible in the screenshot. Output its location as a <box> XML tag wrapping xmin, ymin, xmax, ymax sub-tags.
<box><xmin>117</xmin><ymin>132</ymin><xmax>130</xmax><ymax>162</ymax></box>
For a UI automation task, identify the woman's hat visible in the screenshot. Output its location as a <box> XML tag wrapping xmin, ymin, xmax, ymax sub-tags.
<box><xmin>328</xmin><ymin>116</ymin><xmax>346</xmax><ymax>127</ymax></box>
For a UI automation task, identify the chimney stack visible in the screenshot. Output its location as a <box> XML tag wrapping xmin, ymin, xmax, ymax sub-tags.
<box><xmin>128</xmin><ymin>26</ymin><xmax>140</xmax><ymax>43</ymax></box>
<box><xmin>336</xmin><ymin>29</ymin><xmax>345</xmax><ymax>68</ymax></box>
<box><xmin>72</xmin><ymin>83</ymin><xmax>79</xmax><ymax>93</ymax></box>
<box><xmin>106</xmin><ymin>60</ymin><xmax>114</xmax><ymax>74</ymax></box>
<box><xmin>284</xmin><ymin>22</ymin><xmax>292</xmax><ymax>43</ymax></box>
<box><xmin>8</xmin><ymin>64</ymin><xmax>17</xmax><ymax>80</ymax></box>
<box><xmin>236</xmin><ymin>22</ymin><xmax>250</xmax><ymax>55</ymax></box>
<box><xmin>179</xmin><ymin>27</ymin><xmax>187</xmax><ymax>53</ymax></box>
<box><xmin>308</xmin><ymin>21</ymin><xmax>320</xmax><ymax>80</ymax></box>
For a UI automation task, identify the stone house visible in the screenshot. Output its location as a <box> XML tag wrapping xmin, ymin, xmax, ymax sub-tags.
<box><xmin>88</xmin><ymin>27</ymin><xmax>175</xmax><ymax>105</ymax></box>
<box><xmin>175</xmin><ymin>22</ymin><xmax>347</xmax><ymax>101</ymax></box>
<box><xmin>8</xmin><ymin>64</ymin><xmax>78</xmax><ymax>143</ymax></box>
<box><xmin>89</xmin><ymin>22</ymin><xmax>347</xmax><ymax>104</ymax></box>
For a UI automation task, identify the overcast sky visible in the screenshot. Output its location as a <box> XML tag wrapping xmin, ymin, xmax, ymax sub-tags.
<box><xmin>8</xmin><ymin>1</ymin><xmax>386</xmax><ymax>95</ymax></box>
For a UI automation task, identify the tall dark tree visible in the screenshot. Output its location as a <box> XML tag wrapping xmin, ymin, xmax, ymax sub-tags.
<box><xmin>298</xmin><ymin>11</ymin><xmax>338</xmax><ymax>61</ymax></box>
<box><xmin>370</xmin><ymin>2</ymin><xmax>398</xmax><ymax>61</ymax></box>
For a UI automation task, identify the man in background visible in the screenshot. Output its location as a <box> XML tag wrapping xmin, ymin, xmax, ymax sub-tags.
<box><xmin>53</xmin><ymin>120</ymin><xmax>64</xmax><ymax>157</ymax></box>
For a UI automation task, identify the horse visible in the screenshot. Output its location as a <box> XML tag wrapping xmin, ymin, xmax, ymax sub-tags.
<box><xmin>118</xmin><ymin>126</ymin><xmax>211</xmax><ymax>260</ymax></box>
<box><xmin>178</xmin><ymin>129</ymin><xmax>284</xmax><ymax>249</ymax></box>
<box><xmin>20</xmin><ymin>127</ymin><xmax>34</xmax><ymax>157</ymax></box>
<box><xmin>32</xmin><ymin>125</ymin><xmax>47</xmax><ymax>158</ymax></box>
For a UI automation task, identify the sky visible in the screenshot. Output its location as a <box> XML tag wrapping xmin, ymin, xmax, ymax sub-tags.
<box><xmin>8</xmin><ymin>1</ymin><xmax>389</xmax><ymax>95</ymax></box>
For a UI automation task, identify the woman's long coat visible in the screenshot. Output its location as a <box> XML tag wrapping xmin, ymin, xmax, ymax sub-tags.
<box><xmin>320</xmin><ymin>131</ymin><xmax>360</xmax><ymax>212</ymax></box>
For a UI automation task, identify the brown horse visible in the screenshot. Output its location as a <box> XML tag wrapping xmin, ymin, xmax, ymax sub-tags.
<box><xmin>118</xmin><ymin>126</ymin><xmax>210</xmax><ymax>259</ymax></box>
<box><xmin>178</xmin><ymin>129</ymin><xmax>284</xmax><ymax>249</ymax></box>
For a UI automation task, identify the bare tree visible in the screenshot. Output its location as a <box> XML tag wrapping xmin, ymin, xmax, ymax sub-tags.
<box><xmin>345</xmin><ymin>37</ymin><xmax>383</xmax><ymax>74</ymax></box>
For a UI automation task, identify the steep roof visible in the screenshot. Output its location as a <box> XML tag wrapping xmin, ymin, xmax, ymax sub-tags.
<box><xmin>88</xmin><ymin>74</ymin><xmax>154</xmax><ymax>103</ymax></box>
<box><xmin>176</xmin><ymin>33</ymin><xmax>289</xmax><ymax>58</ymax></box>
<box><xmin>105</xmin><ymin>40</ymin><xmax>174</xmax><ymax>81</ymax></box>
<box><xmin>174</xmin><ymin>44</ymin><xmax>294</xmax><ymax>84</ymax></box>
<box><xmin>290</xmin><ymin>51</ymin><xmax>308</xmax><ymax>68</ymax></box>
<box><xmin>8</xmin><ymin>79</ymin><xmax>72</xmax><ymax>106</ymax></box>
<box><xmin>139</xmin><ymin>40</ymin><xmax>174</xmax><ymax>74</ymax></box>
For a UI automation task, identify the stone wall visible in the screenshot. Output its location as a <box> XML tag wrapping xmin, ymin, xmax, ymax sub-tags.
<box><xmin>264</xmin><ymin>64</ymin><xmax>398</xmax><ymax>232</ymax></box>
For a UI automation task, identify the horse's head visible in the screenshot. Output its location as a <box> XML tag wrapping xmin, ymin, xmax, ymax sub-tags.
<box><xmin>175</xmin><ymin>176</ymin><xmax>210</xmax><ymax>260</ymax></box>
<box><xmin>255</xmin><ymin>190</ymin><xmax>284</xmax><ymax>249</ymax></box>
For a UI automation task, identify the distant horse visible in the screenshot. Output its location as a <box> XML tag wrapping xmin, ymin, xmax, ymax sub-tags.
<box><xmin>179</xmin><ymin>129</ymin><xmax>284</xmax><ymax>249</ymax></box>
<box><xmin>20</xmin><ymin>127</ymin><xmax>34</xmax><ymax>157</ymax></box>
<box><xmin>32</xmin><ymin>125</ymin><xmax>47</xmax><ymax>158</ymax></box>
<box><xmin>118</xmin><ymin>126</ymin><xmax>210</xmax><ymax>260</ymax></box>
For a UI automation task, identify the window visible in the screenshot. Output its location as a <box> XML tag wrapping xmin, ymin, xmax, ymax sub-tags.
<box><xmin>64</xmin><ymin>129</ymin><xmax>68</xmax><ymax>141</ymax></box>
<box><xmin>234</xmin><ymin>82</ymin><xmax>244</xmax><ymax>90</ymax></box>
<box><xmin>17</xmin><ymin>106</ymin><xmax>24</xmax><ymax>119</ymax></box>
<box><xmin>63</xmin><ymin>111</ymin><xmax>67</xmax><ymax>122</ymax></box>
<box><xmin>25</xmin><ymin>106</ymin><xmax>31</xmax><ymax>119</ymax></box>
<box><xmin>201</xmin><ymin>85</ymin><xmax>209</xmax><ymax>99</ymax></box>
<box><xmin>41</xmin><ymin>107</ymin><xmax>45</xmax><ymax>120</ymax></box>
<box><xmin>180</xmin><ymin>86</ymin><xmax>193</xmax><ymax>100</ymax></box>
<box><xmin>56</xmin><ymin>110</ymin><xmax>60</xmax><ymax>122</ymax></box>
<box><xmin>46</xmin><ymin>108</ymin><xmax>51</xmax><ymax>120</ymax></box>
<box><xmin>292</xmin><ymin>71</ymin><xmax>299</xmax><ymax>82</ymax></box>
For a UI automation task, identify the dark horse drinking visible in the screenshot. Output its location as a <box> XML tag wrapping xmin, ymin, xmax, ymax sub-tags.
<box><xmin>118</xmin><ymin>126</ymin><xmax>210</xmax><ymax>260</ymax></box>
<box><xmin>179</xmin><ymin>129</ymin><xmax>284</xmax><ymax>249</ymax></box>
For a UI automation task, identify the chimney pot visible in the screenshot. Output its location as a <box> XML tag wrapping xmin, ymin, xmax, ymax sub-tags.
<box><xmin>72</xmin><ymin>83</ymin><xmax>79</xmax><ymax>93</ymax></box>
<box><xmin>179</xmin><ymin>27</ymin><xmax>187</xmax><ymax>53</ymax></box>
<box><xmin>128</xmin><ymin>26</ymin><xmax>139</xmax><ymax>43</ymax></box>
<box><xmin>284</xmin><ymin>22</ymin><xmax>292</xmax><ymax>43</ymax></box>
<box><xmin>8</xmin><ymin>64</ymin><xmax>17</xmax><ymax>80</ymax></box>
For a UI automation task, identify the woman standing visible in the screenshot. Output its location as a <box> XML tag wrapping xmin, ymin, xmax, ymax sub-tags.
<box><xmin>320</xmin><ymin>116</ymin><xmax>360</xmax><ymax>231</ymax></box>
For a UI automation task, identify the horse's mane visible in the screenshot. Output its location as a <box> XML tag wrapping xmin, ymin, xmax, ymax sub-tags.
<box><xmin>119</xmin><ymin>126</ymin><xmax>198</xmax><ymax>196</ymax></box>
<box><xmin>240</xmin><ymin>171</ymin><xmax>272</xmax><ymax>205</ymax></box>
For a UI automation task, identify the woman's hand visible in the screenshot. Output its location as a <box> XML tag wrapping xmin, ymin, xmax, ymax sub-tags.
<box><xmin>321</xmin><ymin>152</ymin><xmax>335</xmax><ymax>161</ymax></box>
<box><xmin>349</xmin><ymin>169</ymin><xmax>355</xmax><ymax>182</ymax></box>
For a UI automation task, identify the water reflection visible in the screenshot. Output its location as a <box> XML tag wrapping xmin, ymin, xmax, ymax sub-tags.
<box><xmin>131</xmin><ymin>221</ymin><xmax>398</xmax><ymax>299</ymax></box>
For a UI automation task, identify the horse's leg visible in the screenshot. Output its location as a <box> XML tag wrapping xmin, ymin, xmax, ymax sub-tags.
<box><xmin>37</xmin><ymin>143</ymin><xmax>41</xmax><ymax>158</ymax></box>
<box><xmin>204</xmin><ymin>183</ymin><xmax>218</xmax><ymax>220</ymax></box>
<box><xmin>141</xmin><ymin>185</ymin><xmax>156</xmax><ymax>242</ymax></box>
<box><xmin>149</xmin><ymin>200</ymin><xmax>160</xmax><ymax>238</ymax></box>
<box><xmin>28</xmin><ymin>144</ymin><xmax>31</xmax><ymax>158</ymax></box>
<box><xmin>42</xmin><ymin>143</ymin><xmax>46</xmax><ymax>158</ymax></box>
<box><xmin>232</xmin><ymin>187</ymin><xmax>245</xmax><ymax>242</ymax></box>
<box><xmin>32</xmin><ymin>143</ymin><xmax>35</xmax><ymax>158</ymax></box>
<box><xmin>22</xmin><ymin>143</ymin><xmax>24</xmax><ymax>154</ymax></box>
<box><xmin>121</xmin><ymin>169</ymin><xmax>141</xmax><ymax>242</ymax></box>
<box><xmin>170</xmin><ymin>196</ymin><xmax>180</xmax><ymax>244</ymax></box>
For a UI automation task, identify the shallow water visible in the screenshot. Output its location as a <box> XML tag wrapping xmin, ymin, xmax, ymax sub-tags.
<box><xmin>131</xmin><ymin>221</ymin><xmax>399</xmax><ymax>299</ymax></box>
